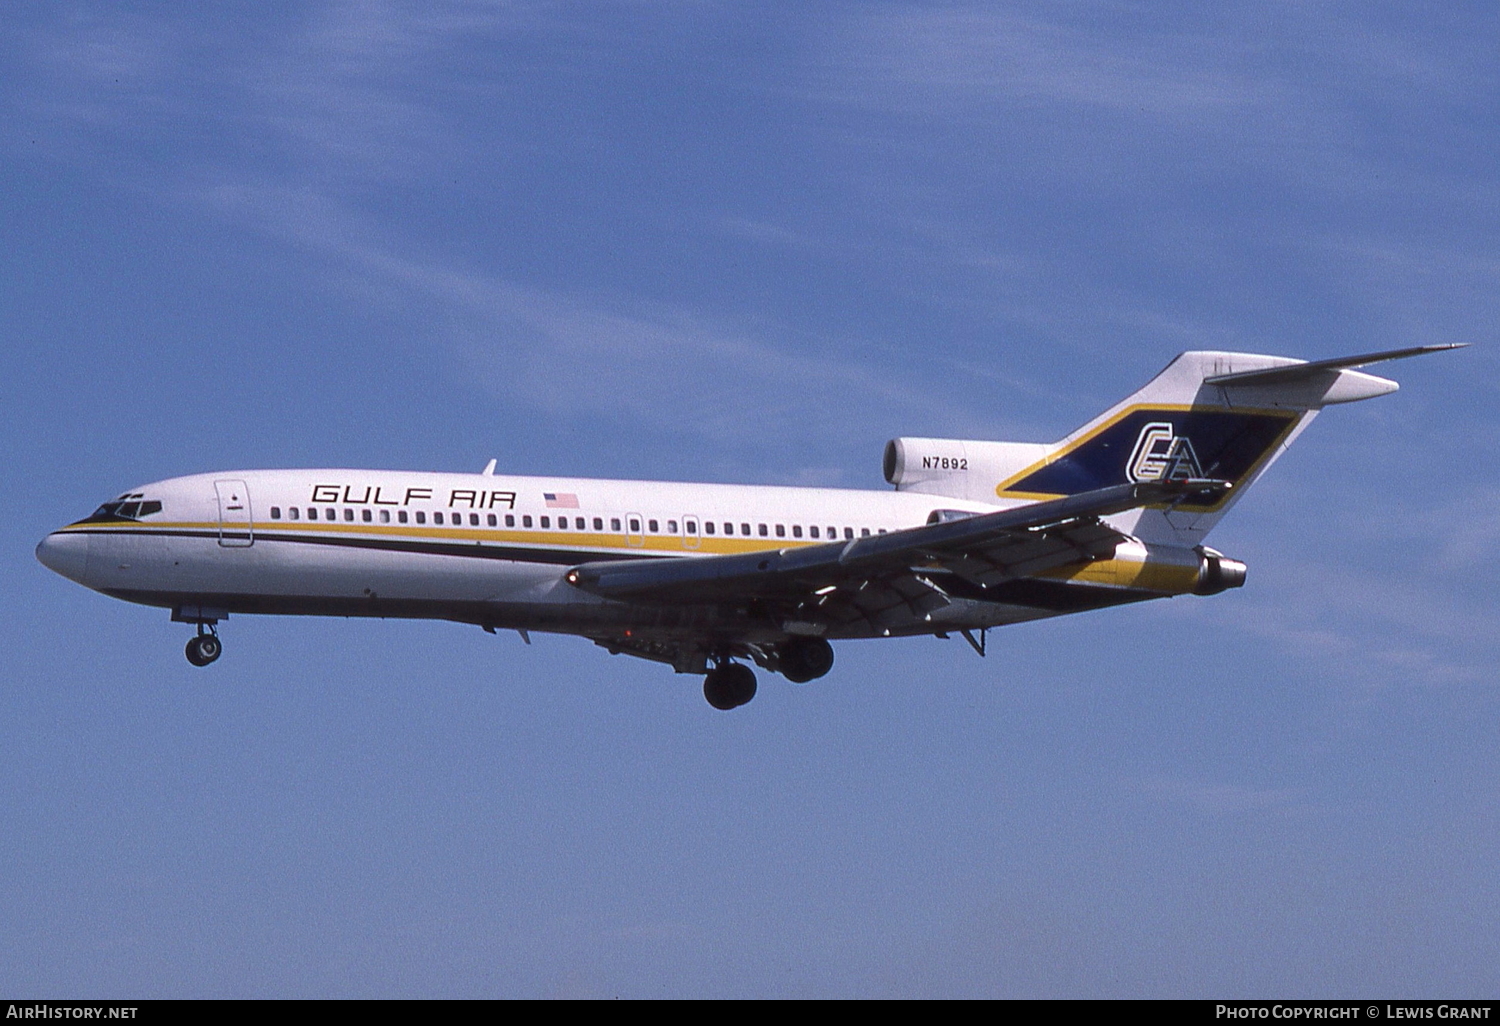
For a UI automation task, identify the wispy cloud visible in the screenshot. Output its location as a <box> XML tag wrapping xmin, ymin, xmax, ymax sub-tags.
<box><xmin>1213</xmin><ymin>560</ymin><xmax>1500</xmax><ymax>689</ymax></box>
<box><xmin>776</xmin><ymin>2</ymin><xmax>1500</xmax><ymax>357</ymax></box>
<box><xmin>1133</xmin><ymin>775</ymin><xmax>1308</xmax><ymax>817</ymax></box>
<box><xmin>9</xmin><ymin>3</ymin><xmax>1496</xmax><ymax>454</ymax></box>
<box><xmin>824</xmin><ymin>7</ymin><xmax>1267</xmax><ymax>121</ymax></box>
<box><xmin>181</xmin><ymin>177</ymin><xmax>951</xmax><ymax>450</ymax></box>
<box><xmin>7</xmin><ymin>4</ymin><xmax>980</xmax><ymax>451</ymax></box>
<box><xmin>7</xmin><ymin>2</ymin><xmax>553</xmax><ymax>187</ymax></box>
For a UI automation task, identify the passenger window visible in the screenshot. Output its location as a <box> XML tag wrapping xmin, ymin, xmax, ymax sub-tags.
<box><xmin>487</xmin><ymin>514</ymin><xmax>497</xmax><ymax>527</ymax></box>
<box><xmin>844</xmin><ymin>527</ymin><xmax>853</xmax><ymax>540</ymax></box>
<box><xmin>593</xmin><ymin>517</ymin><xmax>603</xmax><ymax>531</ymax></box>
<box><xmin>398</xmin><ymin>510</ymin><xmax>408</xmax><ymax>524</ymax></box>
<box><xmin>415</xmin><ymin>511</ymin><xmax>426</xmax><ymax>524</ymax></box>
<box><xmin>809</xmin><ymin>526</ymin><xmax>818</xmax><ymax>539</ymax></box>
<box><xmin>326</xmin><ymin>508</ymin><xmax>336</xmax><ymax>521</ymax></box>
<box><xmin>878</xmin><ymin>529</ymin><xmax>887</xmax><ymax>535</ymax></box>
<box><xmin>792</xmin><ymin>525</ymin><xmax>802</xmax><ymax>538</ymax></box>
<box><xmin>628</xmin><ymin>518</ymin><xmax>639</xmax><ymax>532</ymax></box>
<box><xmin>505</xmin><ymin>514</ymin><xmax>515</xmax><ymax>527</ymax></box>
<box><xmin>705</xmin><ymin>522</ymin><xmax>715</xmax><ymax>535</ymax></box>
<box><xmin>307</xmin><ymin>508</ymin><xmax>317</xmax><ymax>520</ymax></box>
<box><xmin>758</xmin><ymin>524</ymin><xmax>768</xmax><ymax>537</ymax></box>
<box><xmin>540</xmin><ymin>516</ymin><xmax>550</xmax><ymax>529</ymax></box>
<box><xmin>269</xmin><ymin>506</ymin><xmax>281</xmax><ymax>520</ymax></box>
<box><xmin>380</xmin><ymin>510</ymin><xmax>391</xmax><ymax>523</ymax></box>
<box><xmin>470</xmin><ymin>513</ymin><xmax>479</xmax><ymax>526</ymax></box>
<box><xmin>288</xmin><ymin>507</ymin><xmax>299</xmax><ymax>521</ymax></box>
<box><xmin>686</xmin><ymin>521</ymin><xmax>697</xmax><ymax>534</ymax></box>
<box><xmin>828</xmin><ymin>526</ymin><xmax>836</xmax><ymax>539</ymax></box>
<box><xmin>861</xmin><ymin>528</ymin><xmax>870</xmax><ymax>537</ymax></box>
<box><xmin>434</xmin><ymin>512</ymin><xmax>444</xmax><ymax>525</ymax></box>
<box><xmin>340</xmin><ymin>509</ymin><xmax>350</xmax><ymax>522</ymax></box>
<box><xmin>667</xmin><ymin>520</ymin><xmax>678</xmax><ymax>534</ymax></box>
<box><xmin>522</xmin><ymin>515</ymin><xmax>533</xmax><ymax>528</ymax></box>
<box><xmin>741</xmin><ymin>523</ymin><xmax>751</xmax><ymax>536</ymax></box>
<box><xmin>362</xmin><ymin>509</ymin><xmax>372</xmax><ymax>522</ymax></box>
<box><xmin>574</xmin><ymin>517</ymin><xmax>584</xmax><ymax>530</ymax></box>
<box><xmin>648</xmin><ymin>519</ymin><xmax>658</xmax><ymax>533</ymax></box>
<box><xmin>775</xmin><ymin>525</ymin><xmax>785</xmax><ymax>538</ymax></box>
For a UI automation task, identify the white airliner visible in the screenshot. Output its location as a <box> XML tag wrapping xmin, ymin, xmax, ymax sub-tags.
<box><xmin>37</xmin><ymin>345</ymin><xmax>1460</xmax><ymax>709</ymax></box>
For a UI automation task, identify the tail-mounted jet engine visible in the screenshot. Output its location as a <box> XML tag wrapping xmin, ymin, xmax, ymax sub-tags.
<box><xmin>1193</xmin><ymin>547</ymin><xmax>1247</xmax><ymax>596</ymax></box>
<box><xmin>883</xmin><ymin>437</ymin><xmax>1050</xmax><ymax>503</ymax></box>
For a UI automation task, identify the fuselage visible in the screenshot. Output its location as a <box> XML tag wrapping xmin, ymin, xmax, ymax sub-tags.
<box><xmin>35</xmin><ymin>345</ymin><xmax>1455</xmax><ymax>706</ymax></box>
<box><xmin>36</xmin><ymin>467</ymin><xmax>1203</xmax><ymax>646</ymax></box>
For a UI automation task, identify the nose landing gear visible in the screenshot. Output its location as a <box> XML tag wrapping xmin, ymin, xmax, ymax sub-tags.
<box><xmin>703</xmin><ymin>661</ymin><xmax>757</xmax><ymax>710</ymax></box>
<box><xmin>185</xmin><ymin>625</ymin><xmax>222</xmax><ymax>667</ymax></box>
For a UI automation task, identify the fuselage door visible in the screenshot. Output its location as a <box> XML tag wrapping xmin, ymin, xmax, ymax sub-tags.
<box><xmin>626</xmin><ymin>512</ymin><xmax>645</xmax><ymax>548</ymax></box>
<box><xmin>214</xmin><ymin>479</ymin><xmax>254</xmax><ymax>547</ymax></box>
<box><xmin>682</xmin><ymin>515</ymin><xmax>701</xmax><ymax>550</ymax></box>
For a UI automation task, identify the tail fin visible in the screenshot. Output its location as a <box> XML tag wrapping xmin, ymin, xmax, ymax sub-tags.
<box><xmin>996</xmin><ymin>345</ymin><xmax>1461</xmax><ymax>544</ymax></box>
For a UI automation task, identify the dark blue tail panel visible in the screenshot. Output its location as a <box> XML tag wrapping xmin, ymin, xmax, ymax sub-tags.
<box><xmin>1004</xmin><ymin>409</ymin><xmax>1298</xmax><ymax>501</ymax></box>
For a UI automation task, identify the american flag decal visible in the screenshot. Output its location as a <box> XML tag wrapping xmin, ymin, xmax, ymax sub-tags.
<box><xmin>544</xmin><ymin>492</ymin><xmax>579</xmax><ymax>508</ymax></box>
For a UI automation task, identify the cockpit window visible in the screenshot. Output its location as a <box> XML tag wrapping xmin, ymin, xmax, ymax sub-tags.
<box><xmin>85</xmin><ymin>498</ymin><xmax>162</xmax><ymax>522</ymax></box>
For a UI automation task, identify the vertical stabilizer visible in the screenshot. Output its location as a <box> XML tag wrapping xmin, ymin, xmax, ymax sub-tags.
<box><xmin>991</xmin><ymin>347</ymin><xmax>1458</xmax><ymax>545</ymax></box>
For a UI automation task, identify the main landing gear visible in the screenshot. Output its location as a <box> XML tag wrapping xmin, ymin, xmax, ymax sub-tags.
<box><xmin>185</xmin><ymin>624</ymin><xmax>222</xmax><ymax>667</ymax></box>
<box><xmin>779</xmin><ymin>637</ymin><xmax>834</xmax><ymax>684</ymax></box>
<box><xmin>703</xmin><ymin>662</ymin><xmax>757</xmax><ymax>711</ymax></box>
<box><xmin>700</xmin><ymin>639</ymin><xmax>836</xmax><ymax>710</ymax></box>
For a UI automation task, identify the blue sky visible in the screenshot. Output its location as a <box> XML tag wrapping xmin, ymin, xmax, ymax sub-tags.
<box><xmin>3</xmin><ymin>1</ymin><xmax>1497</xmax><ymax>997</ymax></box>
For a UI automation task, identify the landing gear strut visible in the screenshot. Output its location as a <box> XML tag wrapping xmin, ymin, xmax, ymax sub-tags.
<box><xmin>185</xmin><ymin>624</ymin><xmax>222</xmax><ymax>667</ymax></box>
<box><xmin>703</xmin><ymin>662</ymin><xmax>756</xmax><ymax>710</ymax></box>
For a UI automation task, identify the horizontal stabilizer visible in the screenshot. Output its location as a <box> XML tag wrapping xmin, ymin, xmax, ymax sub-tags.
<box><xmin>1204</xmin><ymin>344</ymin><xmax>1467</xmax><ymax>387</ymax></box>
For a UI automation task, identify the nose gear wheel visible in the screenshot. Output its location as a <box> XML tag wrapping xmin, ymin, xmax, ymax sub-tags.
<box><xmin>185</xmin><ymin>625</ymin><xmax>222</xmax><ymax>666</ymax></box>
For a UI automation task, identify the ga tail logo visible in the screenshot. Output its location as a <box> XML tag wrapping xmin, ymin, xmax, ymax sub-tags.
<box><xmin>1127</xmin><ymin>422</ymin><xmax>1204</xmax><ymax>483</ymax></box>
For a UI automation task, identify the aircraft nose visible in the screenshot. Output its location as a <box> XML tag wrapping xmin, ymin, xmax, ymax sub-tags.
<box><xmin>36</xmin><ymin>531</ymin><xmax>90</xmax><ymax>584</ymax></box>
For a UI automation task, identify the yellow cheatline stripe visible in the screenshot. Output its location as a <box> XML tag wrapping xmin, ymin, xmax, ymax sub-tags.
<box><xmin>62</xmin><ymin>519</ymin><xmax>818</xmax><ymax>557</ymax></box>
<box><xmin>993</xmin><ymin>402</ymin><xmax>1301</xmax><ymax>506</ymax></box>
<box><xmin>1041</xmin><ymin>556</ymin><xmax>1199</xmax><ymax>594</ymax></box>
<box><xmin>68</xmin><ymin>519</ymin><xmax>1199</xmax><ymax>592</ymax></box>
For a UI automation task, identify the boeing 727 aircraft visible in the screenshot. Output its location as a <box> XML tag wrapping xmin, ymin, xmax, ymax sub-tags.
<box><xmin>37</xmin><ymin>345</ymin><xmax>1460</xmax><ymax>708</ymax></box>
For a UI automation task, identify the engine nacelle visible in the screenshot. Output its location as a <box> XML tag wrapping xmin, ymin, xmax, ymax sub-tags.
<box><xmin>1193</xmin><ymin>547</ymin><xmax>1248</xmax><ymax>595</ymax></box>
<box><xmin>883</xmin><ymin>436</ymin><xmax>1050</xmax><ymax>502</ymax></box>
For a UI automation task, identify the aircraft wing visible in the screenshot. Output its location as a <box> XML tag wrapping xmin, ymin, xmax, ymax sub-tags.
<box><xmin>568</xmin><ymin>479</ymin><xmax>1227</xmax><ymax>632</ymax></box>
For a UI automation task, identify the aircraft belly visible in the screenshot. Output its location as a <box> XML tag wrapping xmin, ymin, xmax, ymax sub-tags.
<box><xmin>248</xmin><ymin>539</ymin><xmax>581</xmax><ymax>607</ymax></box>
